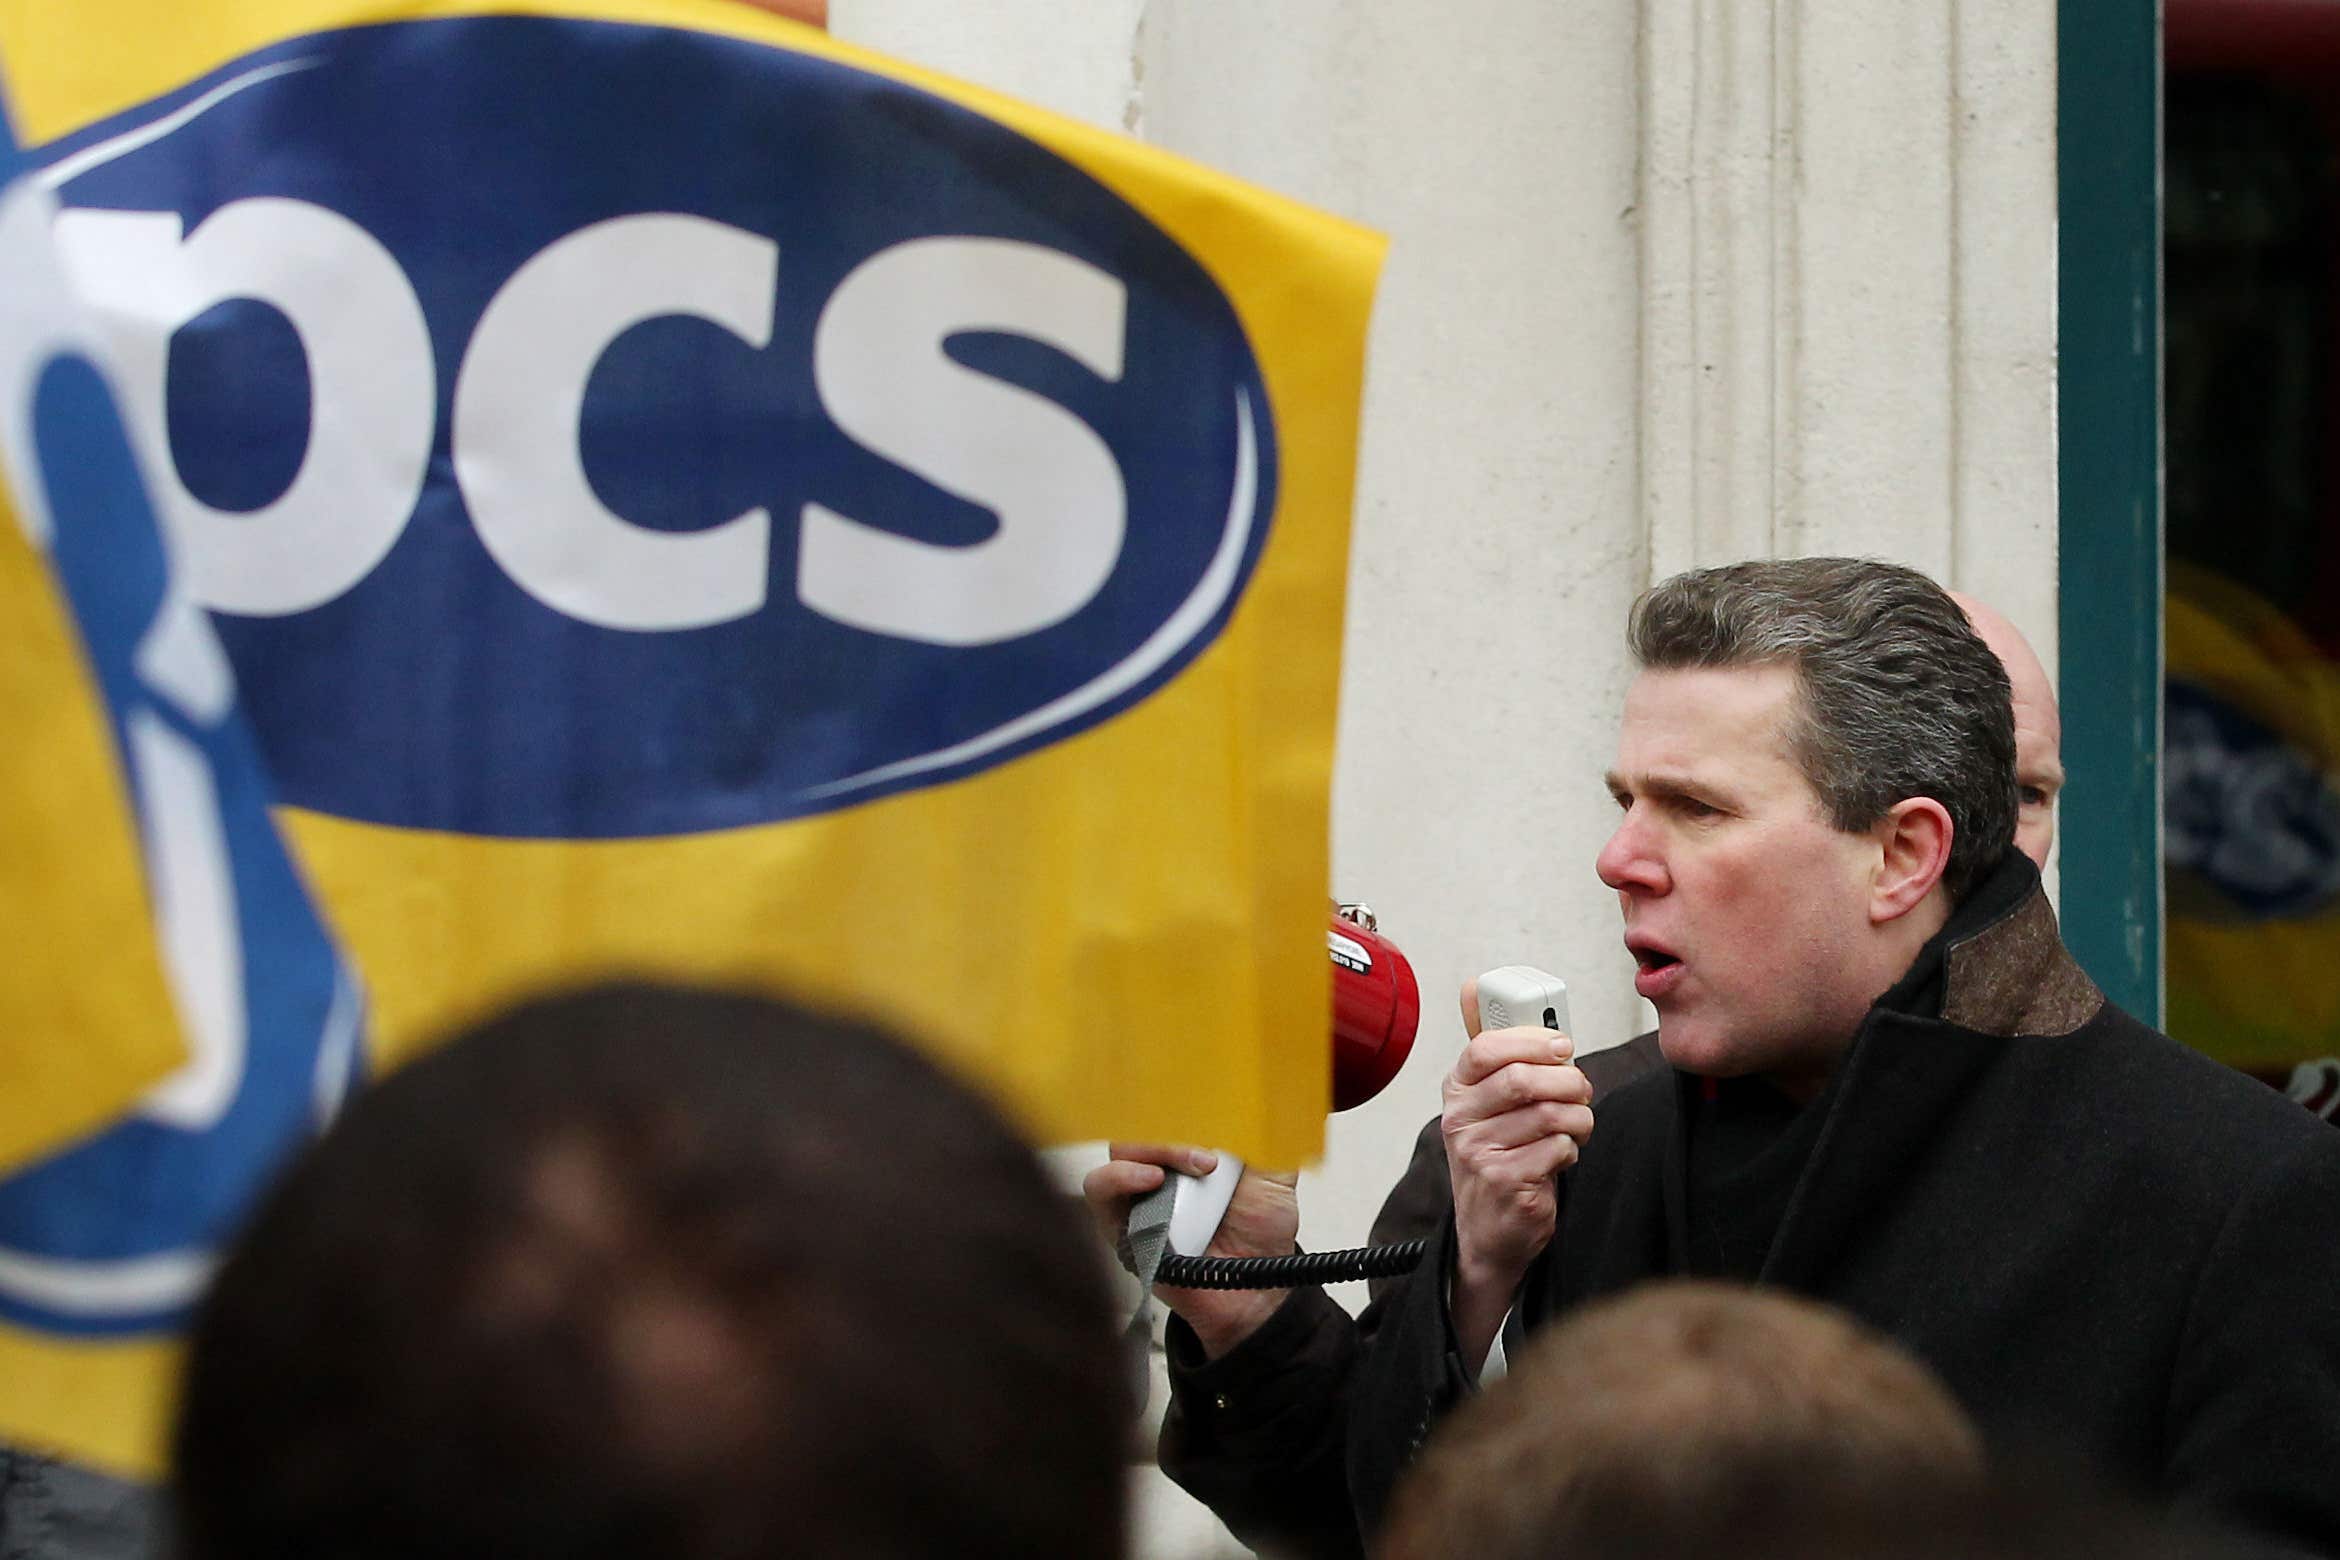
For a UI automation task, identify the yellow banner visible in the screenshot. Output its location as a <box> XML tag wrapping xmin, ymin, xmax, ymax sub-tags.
<box><xmin>1</xmin><ymin>0</ymin><xmax>1382</xmax><ymax>1162</ymax></box>
<box><xmin>0</xmin><ymin>2</ymin><xmax>1381</xmax><ymax>1477</ymax></box>
<box><xmin>0</xmin><ymin>145</ymin><xmax>362</xmax><ymax>1474</ymax></box>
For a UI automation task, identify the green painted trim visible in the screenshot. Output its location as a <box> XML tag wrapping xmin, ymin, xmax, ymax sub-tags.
<box><xmin>2057</xmin><ymin>0</ymin><xmax>2163</xmax><ymax>1025</ymax></box>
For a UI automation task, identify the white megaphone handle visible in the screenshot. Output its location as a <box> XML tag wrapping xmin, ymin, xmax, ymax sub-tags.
<box><xmin>1163</xmin><ymin>1153</ymin><xmax>1245</xmax><ymax>1257</ymax></box>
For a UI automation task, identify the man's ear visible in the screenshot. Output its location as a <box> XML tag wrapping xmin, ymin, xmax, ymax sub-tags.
<box><xmin>1870</xmin><ymin>797</ymin><xmax>1953</xmax><ymax>924</ymax></box>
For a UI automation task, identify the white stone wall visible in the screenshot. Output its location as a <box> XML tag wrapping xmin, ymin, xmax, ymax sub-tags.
<box><xmin>833</xmin><ymin>4</ymin><xmax>2058</xmax><ymax>1554</ymax></box>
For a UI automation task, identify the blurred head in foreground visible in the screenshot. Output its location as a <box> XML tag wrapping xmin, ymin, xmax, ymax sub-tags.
<box><xmin>1382</xmin><ymin>1279</ymin><xmax>2243</xmax><ymax>1560</ymax></box>
<box><xmin>1384</xmin><ymin>1280</ymin><xmax>1970</xmax><ymax>1559</ymax></box>
<box><xmin>174</xmin><ymin>982</ymin><xmax>1126</xmax><ymax>1560</ymax></box>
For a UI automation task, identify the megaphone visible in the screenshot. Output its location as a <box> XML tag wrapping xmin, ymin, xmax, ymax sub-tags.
<box><xmin>1135</xmin><ymin>903</ymin><xmax>1424</xmax><ymax>1273</ymax></box>
<box><xmin>1130</xmin><ymin>916</ymin><xmax>1566</xmax><ymax>1293</ymax></box>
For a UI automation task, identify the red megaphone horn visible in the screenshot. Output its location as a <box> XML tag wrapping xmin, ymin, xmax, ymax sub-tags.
<box><xmin>1328</xmin><ymin>902</ymin><xmax>1420</xmax><ymax>1111</ymax></box>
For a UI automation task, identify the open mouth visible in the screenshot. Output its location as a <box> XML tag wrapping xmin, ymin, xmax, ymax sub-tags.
<box><xmin>1630</xmin><ymin>943</ymin><xmax>1684</xmax><ymax>998</ymax></box>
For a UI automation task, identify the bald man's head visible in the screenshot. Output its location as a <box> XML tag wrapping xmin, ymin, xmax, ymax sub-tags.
<box><xmin>1949</xmin><ymin>593</ymin><xmax>2063</xmax><ymax>868</ymax></box>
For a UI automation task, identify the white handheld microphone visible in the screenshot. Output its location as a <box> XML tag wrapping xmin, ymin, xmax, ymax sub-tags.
<box><xmin>1477</xmin><ymin>966</ymin><xmax>1570</xmax><ymax>1036</ymax></box>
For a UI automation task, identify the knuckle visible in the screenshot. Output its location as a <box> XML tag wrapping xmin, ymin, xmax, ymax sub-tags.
<box><xmin>1468</xmin><ymin>1033</ymin><xmax>1521</xmax><ymax>1077</ymax></box>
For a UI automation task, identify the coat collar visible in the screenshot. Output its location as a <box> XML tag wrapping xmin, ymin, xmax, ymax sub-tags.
<box><xmin>1866</xmin><ymin>849</ymin><xmax>2102</xmax><ymax>1038</ymax></box>
<box><xmin>1937</xmin><ymin>857</ymin><xmax>2104</xmax><ymax>1039</ymax></box>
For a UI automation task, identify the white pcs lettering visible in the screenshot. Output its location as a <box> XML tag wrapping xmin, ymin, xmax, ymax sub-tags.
<box><xmin>54</xmin><ymin>203</ymin><xmax>1131</xmax><ymax>642</ymax></box>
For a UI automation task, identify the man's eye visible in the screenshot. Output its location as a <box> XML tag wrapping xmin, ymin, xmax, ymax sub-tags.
<box><xmin>2019</xmin><ymin>785</ymin><xmax>2050</xmax><ymax>807</ymax></box>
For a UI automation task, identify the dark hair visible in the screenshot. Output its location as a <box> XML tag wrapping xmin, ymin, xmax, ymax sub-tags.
<box><xmin>1380</xmin><ymin>1282</ymin><xmax>2246</xmax><ymax>1560</ymax></box>
<box><xmin>173</xmin><ymin>982</ymin><xmax>1127</xmax><ymax>1560</ymax></box>
<box><xmin>1380</xmin><ymin>1281</ymin><xmax>1983</xmax><ymax>1560</ymax></box>
<box><xmin>1628</xmin><ymin>558</ymin><xmax>2018</xmax><ymax>899</ymax></box>
<box><xmin>1456</xmin><ymin>1454</ymin><xmax>2253</xmax><ymax>1560</ymax></box>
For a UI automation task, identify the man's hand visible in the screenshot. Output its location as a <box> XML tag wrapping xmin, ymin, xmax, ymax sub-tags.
<box><xmin>1083</xmin><ymin>1144</ymin><xmax>1300</xmax><ymax>1360</ymax></box>
<box><xmin>1442</xmin><ymin>979</ymin><xmax>1594</xmax><ymax>1370</ymax></box>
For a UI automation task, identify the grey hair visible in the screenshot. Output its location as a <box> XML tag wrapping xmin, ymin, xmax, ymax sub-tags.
<box><xmin>1627</xmin><ymin>558</ymin><xmax>2017</xmax><ymax>901</ymax></box>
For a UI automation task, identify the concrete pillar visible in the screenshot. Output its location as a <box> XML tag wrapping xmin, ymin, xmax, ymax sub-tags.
<box><xmin>1641</xmin><ymin>0</ymin><xmax>2058</xmax><ymax>639</ymax></box>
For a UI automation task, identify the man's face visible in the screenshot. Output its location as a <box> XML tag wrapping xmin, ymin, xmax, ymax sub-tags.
<box><xmin>1597</xmin><ymin>665</ymin><xmax>1891</xmax><ymax>1092</ymax></box>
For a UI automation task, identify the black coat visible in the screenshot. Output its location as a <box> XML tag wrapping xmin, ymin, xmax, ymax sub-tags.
<box><xmin>1171</xmin><ymin>857</ymin><xmax>2340</xmax><ymax>1559</ymax></box>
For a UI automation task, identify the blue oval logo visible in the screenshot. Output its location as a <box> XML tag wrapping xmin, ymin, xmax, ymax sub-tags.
<box><xmin>39</xmin><ymin>16</ymin><xmax>1278</xmax><ymax>838</ymax></box>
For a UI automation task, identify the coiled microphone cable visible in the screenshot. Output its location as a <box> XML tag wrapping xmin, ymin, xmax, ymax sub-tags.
<box><xmin>1153</xmin><ymin>1242</ymin><xmax>1427</xmax><ymax>1288</ymax></box>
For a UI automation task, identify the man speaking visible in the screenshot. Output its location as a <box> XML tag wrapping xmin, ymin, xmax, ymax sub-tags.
<box><xmin>1115</xmin><ymin>559</ymin><xmax>2340</xmax><ymax>1558</ymax></box>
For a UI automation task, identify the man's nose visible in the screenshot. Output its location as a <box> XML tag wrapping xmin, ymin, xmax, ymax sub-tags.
<box><xmin>1596</xmin><ymin>811</ymin><xmax>1666</xmax><ymax>894</ymax></box>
